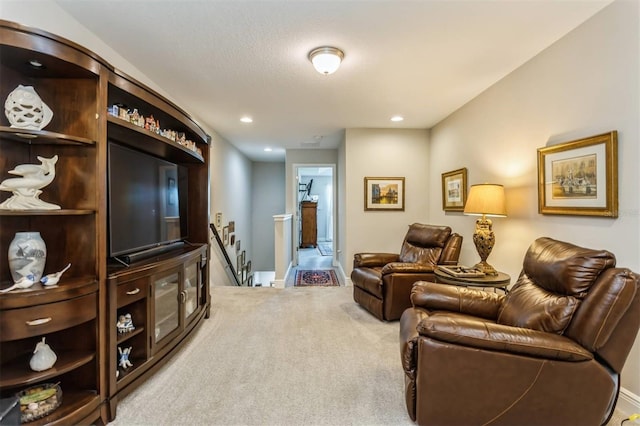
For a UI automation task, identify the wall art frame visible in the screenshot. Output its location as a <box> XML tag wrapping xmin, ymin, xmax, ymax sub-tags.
<box><xmin>441</xmin><ymin>168</ymin><xmax>467</xmax><ymax>212</ymax></box>
<box><xmin>537</xmin><ymin>131</ymin><xmax>618</xmax><ymax>217</ymax></box>
<box><xmin>364</xmin><ymin>177</ymin><xmax>405</xmax><ymax>211</ymax></box>
<box><xmin>222</xmin><ymin>226</ymin><xmax>229</xmax><ymax>245</ymax></box>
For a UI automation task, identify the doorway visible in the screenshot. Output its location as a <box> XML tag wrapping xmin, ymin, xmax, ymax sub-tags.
<box><xmin>293</xmin><ymin>165</ymin><xmax>335</xmax><ymax>269</ymax></box>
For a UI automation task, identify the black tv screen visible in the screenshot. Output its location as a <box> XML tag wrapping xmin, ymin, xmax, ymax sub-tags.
<box><xmin>108</xmin><ymin>142</ymin><xmax>188</xmax><ymax>258</ymax></box>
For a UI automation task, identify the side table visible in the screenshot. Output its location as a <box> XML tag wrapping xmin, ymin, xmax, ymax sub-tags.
<box><xmin>434</xmin><ymin>268</ymin><xmax>510</xmax><ymax>292</ymax></box>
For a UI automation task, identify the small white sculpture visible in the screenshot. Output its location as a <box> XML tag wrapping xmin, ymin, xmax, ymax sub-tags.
<box><xmin>29</xmin><ymin>337</ymin><xmax>58</xmax><ymax>372</ymax></box>
<box><xmin>4</xmin><ymin>85</ymin><xmax>53</xmax><ymax>130</ymax></box>
<box><xmin>0</xmin><ymin>155</ymin><xmax>60</xmax><ymax>210</ymax></box>
<box><xmin>0</xmin><ymin>274</ymin><xmax>36</xmax><ymax>293</ymax></box>
<box><xmin>116</xmin><ymin>313</ymin><xmax>135</xmax><ymax>334</ymax></box>
<box><xmin>41</xmin><ymin>263</ymin><xmax>71</xmax><ymax>286</ymax></box>
<box><xmin>118</xmin><ymin>346</ymin><xmax>133</xmax><ymax>369</ymax></box>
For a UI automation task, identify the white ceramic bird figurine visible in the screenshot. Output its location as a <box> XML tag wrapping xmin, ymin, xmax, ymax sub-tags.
<box><xmin>0</xmin><ymin>274</ymin><xmax>36</xmax><ymax>292</ymax></box>
<box><xmin>40</xmin><ymin>263</ymin><xmax>71</xmax><ymax>286</ymax></box>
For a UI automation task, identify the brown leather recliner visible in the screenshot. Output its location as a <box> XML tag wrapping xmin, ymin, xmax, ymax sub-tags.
<box><xmin>351</xmin><ymin>223</ymin><xmax>462</xmax><ymax>321</ymax></box>
<box><xmin>400</xmin><ymin>237</ymin><xmax>640</xmax><ymax>426</ymax></box>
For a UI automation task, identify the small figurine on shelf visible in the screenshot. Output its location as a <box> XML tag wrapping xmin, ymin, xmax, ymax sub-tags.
<box><xmin>116</xmin><ymin>313</ymin><xmax>135</xmax><ymax>334</ymax></box>
<box><xmin>40</xmin><ymin>263</ymin><xmax>71</xmax><ymax>286</ymax></box>
<box><xmin>29</xmin><ymin>337</ymin><xmax>57</xmax><ymax>372</ymax></box>
<box><xmin>0</xmin><ymin>274</ymin><xmax>36</xmax><ymax>293</ymax></box>
<box><xmin>118</xmin><ymin>346</ymin><xmax>133</xmax><ymax>369</ymax></box>
<box><xmin>0</xmin><ymin>155</ymin><xmax>60</xmax><ymax>211</ymax></box>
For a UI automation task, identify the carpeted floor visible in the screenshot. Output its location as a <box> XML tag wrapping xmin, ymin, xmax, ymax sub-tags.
<box><xmin>108</xmin><ymin>286</ymin><xmax>409</xmax><ymax>425</ymax></box>
<box><xmin>294</xmin><ymin>269</ymin><xmax>339</xmax><ymax>286</ymax></box>
<box><xmin>317</xmin><ymin>243</ymin><xmax>332</xmax><ymax>256</ymax></box>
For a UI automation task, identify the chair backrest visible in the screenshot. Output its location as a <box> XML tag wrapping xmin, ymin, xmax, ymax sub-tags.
<box><xmin>498</xmin><ymin>237</ymin><xmax>639</xmax><ymax>373</ymax></box>
<box><xmin>398</xmin><ymin>223</ymin><xmax>459</xmax><ymax>265</ymax></box>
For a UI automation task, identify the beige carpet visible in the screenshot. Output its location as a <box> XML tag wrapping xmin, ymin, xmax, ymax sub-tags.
<box><xmin>108</xmin><ymin>286</ymin><xmax>630</xmax><ymax>426</ymax></box>
<box><xmin>109</xmin><ymin>286</ymin><xmax>411</xmax><ymax>425</ymax></box>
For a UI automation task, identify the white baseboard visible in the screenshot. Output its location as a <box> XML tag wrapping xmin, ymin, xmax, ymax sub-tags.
<box><xmin>334</xmin><ymin>263</ymin><xmax>351</xmax><ymax>287</ymax></box>
<box><xmin>617</xmin><ymin>386</ymin><xmax>640</xmax><ymax>416</ymax></box>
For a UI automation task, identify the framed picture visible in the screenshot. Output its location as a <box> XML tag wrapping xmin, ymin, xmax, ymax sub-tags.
<box><xmin>215</xmin><ymin>212</ymin><xmax>223</xmax><ymax>228</ymax></box>
<box><xmin>222</xmin><ymin>226</ymin><xmax>229</xmax><ymax>245</ymax></box>
<box><xmin>246</xmin><ymin>260</ymin><xmax>251</xmax><ymax>274</ymax></box>
<box><xmin>236</xmin><ymin>253</ymin><xmax>243</xmax><ymax>273</ymax></box>
<box><xmin>241</xmin><ymin>250</ymin><xmax>246</xmax><ymax>266</ymax></box>
<box><xmin>441</xmin><ymin>168</ymin><xmax>467</xmax><ymax>211</ymax></box>
<box><xmin>230</xmin><ymin>234</ymin><xmax>235</xmax><ymax>246</ymax></box>
<box><xmin>228</xmin><ymin>221</ymin><xmax>235</xmax><ymax>232</ymax></box>
<box><xmin>364</xmin><ymin>177</ymin><xmax>405</xmax><ymax>211</ymax></box>
<box><xmin>537</xmin><ymin>131</ymin><xmax>617</xmax><ymax>217</ymax></box>
<box><xmin>235</xmin><ymin>239</ymin><xmax>241</xmax><ymax>252</ymax></box>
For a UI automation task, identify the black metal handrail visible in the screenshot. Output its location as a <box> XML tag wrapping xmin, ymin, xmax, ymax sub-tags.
<box><xmin>209</xmin><ymin>223</ymin><xmax>242</xmax><ymax>286</ymax></box>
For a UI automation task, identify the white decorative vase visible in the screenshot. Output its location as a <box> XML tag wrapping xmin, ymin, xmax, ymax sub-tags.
<box><xmin>4</xmin><ymin>85</ymin><xmax>53</xmax><ymax>130</ymax></box>
<box><xmin>8</xmin><ymin>232</ymin><xmax>47</xmax><ymax>282</ymax></box>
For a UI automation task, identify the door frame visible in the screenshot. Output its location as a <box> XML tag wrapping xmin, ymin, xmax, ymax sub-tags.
<box><xmin>292</xmin><ymin>163</ymin><xmax>336</xmax><ymax>267</ymax></box>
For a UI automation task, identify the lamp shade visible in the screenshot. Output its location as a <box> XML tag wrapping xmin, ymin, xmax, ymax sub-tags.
<box><xmin>463</xmin><ymin>184</ymin><xmax>506</xmax><ymax>217</ymax></box>
<box><xmin>308</xmin><ymin>46</ymin><xmax>344</xmax><ymax>75</ymax></box>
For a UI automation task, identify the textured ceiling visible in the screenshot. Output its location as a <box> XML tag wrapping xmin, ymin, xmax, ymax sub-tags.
<box><xmin>55</xmin><ymin>0</ymin><xmax>612</xmax><ymax>161</ymax></box>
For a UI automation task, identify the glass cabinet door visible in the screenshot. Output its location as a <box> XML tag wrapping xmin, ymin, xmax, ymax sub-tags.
<box><xmin>152</xmin><ymin>271</ymin><xmax>180</xmax><ymax>346</ymax></box>
<box><xmin>184</xmin><ymin>262</ymin><xmax>200</xmax><ymax>323</ymax></box>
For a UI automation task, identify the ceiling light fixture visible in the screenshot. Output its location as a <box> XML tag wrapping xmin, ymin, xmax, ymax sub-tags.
<box><xmin>308</xmin><ymin>46</ymin><xmax>344</xmax><ymax>75</ymax></box>
<box><xmin>240</xmin><ymin>116</ymin><xmax>253</xmax><ymax>123</ymax></box>
<box><xmin>391</xmin><ymin>115</ymin><xmax>404</xmax><ymax>122</ymax></box>
<box><xmin>264</xmin><ymin>147</ymin><xmax>273</xmax><ymax>152</ymax></box>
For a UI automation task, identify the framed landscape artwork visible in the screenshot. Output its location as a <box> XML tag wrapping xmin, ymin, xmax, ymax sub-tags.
<box><xmin>364</xmin><ymin>177</ymin><xmax>405</xmax><ymax>211</ymax></box>
<box><xmin>441</xmin><ymin>168</ymin><xmax>467</xmax><ymax>212</ymax></box>
<box><xmin>537</xmin><ymin>131</ymin><xmax>617</xmax><ymax>217</ymax></box>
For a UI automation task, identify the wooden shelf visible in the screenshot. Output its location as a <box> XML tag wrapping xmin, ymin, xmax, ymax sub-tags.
<box><xmin>107</xmin><ymin>116</ymin><xmax>204</xmax><ymax>163</ymax></box>
<box><xmin>0</xmin><ymin>277</ymin><xmax>98</xmax><ymax>309</ymax></box>
<box><xmin>26</xmin><ymin>390</ymin><xmax>101</xmax><ymax>426</ymax></box>
<box><xmin>116</xmin><ymin>327</ymin><xmax>145</xmax><ymax>345</ymax></box>
<box><xmin>0</xmin><ymin>126</ymin><xmax>96</xmax><ymax>145</ymax></box>
<box><xmin>0</xmin><ymin>351</ymin><xmax>95</xmax><ymax>388</ymax></box>
<box><xmin>0</xmin><ymin>209</ymin><xmax>94</xmax><ymax>216</ymax></box>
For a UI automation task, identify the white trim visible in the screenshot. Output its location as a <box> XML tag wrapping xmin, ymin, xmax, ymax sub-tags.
<box><xmin>617</xmin><ymin>387</ymin><xmax>640</xmax><ymax>417</ymax></box>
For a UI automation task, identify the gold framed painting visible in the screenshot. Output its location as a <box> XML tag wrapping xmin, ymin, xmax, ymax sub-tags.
<box><xmin>364</xmin><ymin>177</ymin><xmax>405</xmax><ymax>211</ymax></box>
<box><xmin>537</xmin><ymin>131</ymin><xmax>617</xmax><ymax>217</ymax></box>
<box><xmin>441</xmin><ymin>168</ymin><xmax>467</xmax><ymax>211</ymax></box>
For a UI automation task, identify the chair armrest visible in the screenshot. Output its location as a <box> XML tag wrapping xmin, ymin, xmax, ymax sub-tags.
<box><xmin>353</xmin><ymin>253</ymin><xmax>399</xmax><ymax>268</ymax></box>
<box><xmin>411</xmin><ymin>281</ymin><xmax>504</xmax><ymax>320</ymax></box>
<box><xmin>417</xmin><ymin>313</ymin><xmax>593</xmax><ymax>362</ymax></box>
<box><xmin>381</xmin><ymin>262</ymin><xmax>436</xmax><ymax>275</ymax></box>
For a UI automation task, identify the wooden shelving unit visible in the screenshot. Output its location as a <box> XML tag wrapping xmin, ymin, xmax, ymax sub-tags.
<box><xmin>0</xmin><ymin>19</ymin><xmax>211</xmax><ymax>424</ymax></box>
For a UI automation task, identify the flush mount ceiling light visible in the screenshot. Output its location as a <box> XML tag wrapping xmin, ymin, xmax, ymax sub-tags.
<box><xmin>240</xmin><ymin>116</ymin><xmax>253</xmax><ymax>123</ymax></box>
<box><xmin>308</xmin><ymin>46</ymin><xmax>344</xmax><ymax>75</ymax></box>
<box><xmin>390</xmin><ymin>115</ymin><xmax>404</xmax><ymax>122</ymax></box>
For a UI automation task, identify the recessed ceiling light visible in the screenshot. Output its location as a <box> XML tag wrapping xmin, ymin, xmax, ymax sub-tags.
<box><xmin>264</xmin><ymin>147</ymin><xmax>273</xmax><ymax>152</ymax></box>
<box><xmin>391</xmin><ymin>115</ymin><xmax>404</xmax><ymax>122</ymax></box>
<box><xmin>240</xmin><ymin>116</ymin><xmax>253</xmax><ymax>123</ymax></box>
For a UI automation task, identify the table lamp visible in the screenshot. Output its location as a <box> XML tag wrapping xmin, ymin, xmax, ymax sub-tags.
<box><xmin>463</xmin><ymin>183</ymin><xmax>506</xmax><ymax>276</ymax></box>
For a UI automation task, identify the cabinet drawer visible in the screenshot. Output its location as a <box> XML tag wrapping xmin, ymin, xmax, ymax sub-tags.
<box><xmin>0</xmin><ymin>293</ymin><xmax>96</xmax><ymax>342</ymax></box>
<box><xmin>117</xmin><ymin>278</ymin><xmax>148</xmax><ymax>308</ymax></box>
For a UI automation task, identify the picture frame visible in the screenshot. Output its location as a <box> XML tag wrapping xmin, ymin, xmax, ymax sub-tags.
<box><xmin>236</xmin><ymin>253</ymin><xmax>243</xmax><ymax>274</ymax></box>
<box><xmin>228</xmin><ymin>221</ymin><xmax>235</xmax><ymax>232</ymax></box>
<box><xmin>230</xmin><ymin>234</ymin><xmax>235</xmax><ymax>246</ymax></box>
<box><xmin>441</xmin><ymin>168</ymin><xmax>467</xmax><ymax>211</ymax></box>
<box><xmin>246</xmin><ymin>260</ymin><xmax>251</xmax><ymax>274</ymax></box>
<box><xmin>364</xmin><ymin>177</ymin><xmax>405</xmax><ymax>211</ymax></box>
<box><xmin>537</xmin><ymin>131</ymin><xmax>618</xmax><ymax>217</ymax></box>
<box><xmin>222</xmin><ymin>226</ymin><xmax>229</xmax><ymax>245</ymax></box>
<box><xmin>235</xmin><ymin>239</ymin><xmax>241</xmax><ymax>252</ymax></box>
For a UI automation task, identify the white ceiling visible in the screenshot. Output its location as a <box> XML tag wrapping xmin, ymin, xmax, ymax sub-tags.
<box><xmin>55</xmin><ymin>0</ymin><xmax>612</xmax><ymax>162</ymax></box>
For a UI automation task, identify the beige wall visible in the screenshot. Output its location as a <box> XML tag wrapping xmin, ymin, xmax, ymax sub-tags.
<box><xmin>427</xmin><ymin>0</ymin><xmax>640</xmax><ymax>404</ymax></box>
<box><xmin>343</xmin><ymin>128</ymin><xmax>431</xmax><ymax>279</ymax></box>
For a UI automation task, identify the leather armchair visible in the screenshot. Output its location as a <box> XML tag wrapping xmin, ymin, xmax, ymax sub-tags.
<box><xmin>351</xmin><ymin>223</ymin><xmax>462</xmax><ymax>321</ymax></box>
<box><xmin>400</xmin><ymin>237</ymin><xmax>640</xmax><ymax>426</ymax></box>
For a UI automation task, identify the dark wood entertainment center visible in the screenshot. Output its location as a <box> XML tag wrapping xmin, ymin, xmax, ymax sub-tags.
<box><xmin>0</xmin><ymin>20</ymin><xmax>211</xmax><ymax>424</ymax></box>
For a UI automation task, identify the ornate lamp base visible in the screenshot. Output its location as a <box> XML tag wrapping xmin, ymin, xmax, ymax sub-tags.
<box><xmin>472</xmin><ymin>215</ymin><xmax>498</xmax><ymax>276</ymax></box>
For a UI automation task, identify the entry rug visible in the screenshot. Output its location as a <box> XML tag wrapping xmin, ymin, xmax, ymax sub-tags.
<box><xmin>317</xmin><ymin>243</ymin><xmax>333</xmax><ymax>256</ymax></box>
<box><xmin>295</xmin><ymin>270</ymin><xmax>339</xmax><ymax>287</ymax></box>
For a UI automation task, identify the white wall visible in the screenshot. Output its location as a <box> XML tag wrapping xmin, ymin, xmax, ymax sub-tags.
<box><xmin>343</xmin><ymin>128</ymin><xmax>431</xmax><ymax>280</ymax></box>
<box><xmin>427</xmin><ymin>0</ymin><xmax>640</xmax><ymax>404</ymax></box>
<box><xmin>252</xmin><ymin>162</ymin><xmax>285</xmax><ymax>271</ymax></box>
<box><xmin>209</xmin><ymin>131</ymin><xmax>253</xmax><ymax>286</ymax></box>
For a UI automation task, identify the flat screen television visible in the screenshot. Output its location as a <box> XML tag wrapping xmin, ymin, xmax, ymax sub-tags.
<box><xmin>108</xmin><ymin>141</ymin><xmax>188</xmax><ymax>260</ymax></box>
